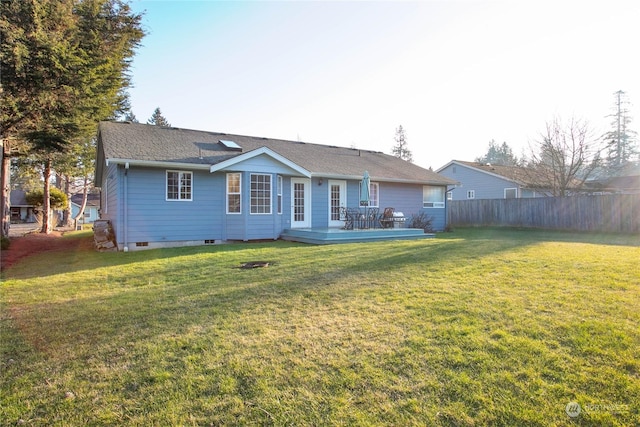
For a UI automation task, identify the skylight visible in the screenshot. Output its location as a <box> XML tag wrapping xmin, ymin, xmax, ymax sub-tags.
<box><xmin>219</xmin><ymin>139</ymin><xmax>242</xmax><ymax>151</ymax></box>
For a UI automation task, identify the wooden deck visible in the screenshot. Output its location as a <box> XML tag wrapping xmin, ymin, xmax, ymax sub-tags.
<box><xmin>280</xmin><ymin>227</ymin><xmax>434</xmax><ymax>244</ymax></box>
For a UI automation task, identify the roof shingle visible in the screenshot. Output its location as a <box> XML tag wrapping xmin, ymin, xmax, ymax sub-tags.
<box><xmin>98</xmin><ymin>121</ymin><xmax>455</xmax><ymax>185</ymax></box>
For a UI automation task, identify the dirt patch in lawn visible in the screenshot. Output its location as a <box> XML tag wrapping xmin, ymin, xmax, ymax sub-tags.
<box><xmin>1</xmin><ymin>231</ymin><xmax>94</xmax><ymax>271</ymax></box>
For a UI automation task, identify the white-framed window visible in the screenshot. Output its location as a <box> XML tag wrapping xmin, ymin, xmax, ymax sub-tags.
<box><xmin>447</xmin><ymin>191</ymin><xmax>453</xmax><ymax>201</ymax></box>
<box><xmin>467</xmin><ymin>190</ymin><xmax>475</xmax><ymax>199</ymax></box>
<box><xmin>250</xmin><ymin>173</ymin><xmax>272</xmax><ymax>214</ymax></box>
<box><xmin>359</xmin><ymin>182</ymin><xmax>379</xmax><ymax>207</ymax></box>
<box><xmin>504</xmin><ymin>188</ymin><xmax>518</xmax><ymax>199</ymax></box>
<box><xmin>369</xmin><ymin>182</ymin><xmax>379</xmax><ymax>207</ymax></box>
<box><xmin>277</xmin><ymin>175</ymin><xmax>283</xmax><ymax>215</ymax></box>
<box><xmin>227</xmin><ymin>173</ymin><xmax>241</xmax><ymax>213</ymax></box>
<box><xmin>423</xmin><ymin>186</ymin><xmax>445</xmax><ymax>208</ymax></box>
<box><xmin>167</xmin><ymin>171</ymin><xmax>192</xmax><ymax>201</ymax></box>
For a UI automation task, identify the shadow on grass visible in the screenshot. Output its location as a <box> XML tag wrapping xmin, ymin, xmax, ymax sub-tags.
<box><xmin>444</xmin><ymin>226</ymin><xmax>640</xmax><ymax>247</ymax></box>
<box><xmin>4</xmin><ymin>227</ymin><xmax>637</xmax><ymax>282</ymax></box>
<box><xmin>2</xmin><ymin>233</ymin><xmax>537</xmax><ymax>357</ymax></box>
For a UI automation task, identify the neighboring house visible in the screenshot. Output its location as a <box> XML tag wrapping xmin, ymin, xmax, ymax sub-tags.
<box><xmin>437</xmin><ymin>160</ymin><xmax>552</xmax><ymax>200</ymax></box>
<box><xmin>70</xmin><ymin>193</ymin><xmax>101</xmax><ymax>224</ymax></box>
<box><xmin>95</xmin><ymin>121</ymin><xmax>457</xmax><ymax>251</ymax></box>
<box><xmin>9</xmin><ymin>190</ymin><xmax>36</xmax><ymax>223</ymax></box>
<box><xmin>586</xmin><ymin>164</ymin><xmax>640</xmax><ymax>194</ymax></box>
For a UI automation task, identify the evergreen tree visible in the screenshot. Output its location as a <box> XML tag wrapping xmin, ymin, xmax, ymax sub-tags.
<box><xmin>391</xmin><ymin>125</ymin><xmax>413</xmax><ymax>162</ymax></box>
<box><xmin>147</xmin><ymin>107</ymin><xmax>171</xmax><ymax>127</ymax></box>
<box><xmin>475</xmin><ymin>140</ymin><xmax>519</xmax><ymax>165</ymax></box>
<box><xmin>603</xmin><ymin>90</ymin><xmax>638</xmax><ymax>175</ymax></box>
<box><xmin>123</xmin><ymin>110</ymin><xmax>139</xmax><ymax>123</ymax></box>
<box><xmin>0</xmin><ymin>0</ymin><xmax>144</xmax><ymax>235</ymax></box>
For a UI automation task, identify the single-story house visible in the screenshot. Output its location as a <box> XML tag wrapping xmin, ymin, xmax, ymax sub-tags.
<box><xmin>9</xmin><ymin>190</ymin><xmax>36</xmax><ymax>223</ymax></box>
<box><xmin>586</xmin><ymin>164</ymin><xmax>640</xmax><ymax>194</ymax></box>
<box><xmin>70</xmin><ymin>193</ymin><xmax>101</xmax><ymax>223</ymax></box>
<box><xmin>95</xmin><ymin>121</ymin><xmax>457</xmax><ymax>251</ymax></box>
<box><xmin>437</xmin><ymin>160</ymin><xmax>553</xmax><ymax>200</ymax></box>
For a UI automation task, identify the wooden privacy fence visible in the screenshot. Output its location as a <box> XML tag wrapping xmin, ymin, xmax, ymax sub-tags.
<box><xmin>448</xmin><ymin>194</ymin><xmax>640</xmax><ymax>233</ymax></box>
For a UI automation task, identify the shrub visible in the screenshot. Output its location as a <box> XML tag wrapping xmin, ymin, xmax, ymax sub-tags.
<box><xmin>1</xmin><ymin>236</ymin><xmax>10</xmax><ymax>250</ymax></box>
<box><xmin>25</xmin><ymin>187</ymin><xmax>68</xmax><ymax>209</ymax></box>
<box><xmin>408</xmin><ymin>212</ymin><xmax>434</xmax><ymax>233</ymax></box>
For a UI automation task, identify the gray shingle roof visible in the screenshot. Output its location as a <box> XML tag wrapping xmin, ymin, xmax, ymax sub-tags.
<box><xmin>97</xmin><ymin>121</ymin><xmax>455</xmax><ymax>185</ymax></box>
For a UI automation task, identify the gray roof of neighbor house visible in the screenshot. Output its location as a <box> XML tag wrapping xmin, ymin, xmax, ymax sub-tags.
<box><xmin>96</xmin><ymin>121</ymin><xmax>456</xmax><ymax>186</ymax></box>
<box><xmin>70</xmin><ymin>193</ymin><xmax>101</xmax><ymax>207</ymax></box>
<box><xmin>10</xmin><ymin>190</ymin><xmax>31</xmax><ymax>207</ymax></box>
<box><xmin>438</xmin><ymin>160</ymin><xmax>556</xmax><ymax>189</ymax></box>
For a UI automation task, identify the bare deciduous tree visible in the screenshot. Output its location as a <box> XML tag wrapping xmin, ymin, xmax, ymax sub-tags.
<box><xmin>527</xmin><ymin>116</ymin><xmax>602</xmax><ymax>196</ymax></box>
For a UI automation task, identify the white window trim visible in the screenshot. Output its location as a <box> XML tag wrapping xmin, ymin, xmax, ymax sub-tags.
<box><xmin>423</xmin><ymin>185</ymin><xmax>445</xmax><ymax>208</ymax></box>
<box><xmin>250</xmin><ymin>173</ymin><xmax>272</xmax><ymax>215</ymax></box>
<box><xmin>277</xmin><ymin>175</ymin><xmax>283</xmax><ymax>215</ymax></box>
<box><xmin>504</xmin><ymin>187</ymin><xmax>518</xmax><ymax>199</ymax></box>
<box><xmin>166</xmin><ymin>170</ymin><xmax>193</xmax><ymax>201</ymax></box>
<box><xmin>369</xmin><ymin>182</ymin><xmax>380</xmax><ymax>208</ymax></box>
<box><xmin>467</xmin><ymin>190</ymin><xmax>475</xmax><ymax>199</ymax></box>
<box><xmin>226</xmin><ymin>172</ymin><xmax>241</xmax><ymax>214</ymax></box>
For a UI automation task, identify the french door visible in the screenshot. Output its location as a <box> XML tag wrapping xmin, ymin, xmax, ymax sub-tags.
<box><xmin>291</xmin><ymin>178</ymin><xmax>311</xmax><ymax>228</ymax></box>
<box><xmin>328</xmin><ymin>180</ymin><xmax>347</xmax><ymax>227</ymax></box>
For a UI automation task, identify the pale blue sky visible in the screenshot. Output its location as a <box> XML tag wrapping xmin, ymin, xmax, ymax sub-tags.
<box><xmin>127</xmin><ymin>0</ymin><xmax>640</xmax><ymax>169</ymax></box>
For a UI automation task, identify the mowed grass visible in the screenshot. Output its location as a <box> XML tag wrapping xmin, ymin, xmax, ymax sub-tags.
<box><xmin>1</xmin><ymin>228</ymin><xmax>639</xmax><ymax>426</ymax></box>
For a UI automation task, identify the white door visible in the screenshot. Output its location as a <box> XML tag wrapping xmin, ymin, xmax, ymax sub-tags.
<box><xmin>291</xmin><ymin>178</ymin><xmax>311</xmax><ymax>228</ymax></box>
<box><xmin>328</xmin><ymin>180</ymin><xmax>347</xmax><ymax>227</ymax></box>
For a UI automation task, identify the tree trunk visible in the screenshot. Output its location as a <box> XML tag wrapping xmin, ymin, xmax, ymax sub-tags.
<box><xmin>41</xmin><ymin>157</ymin><xmax>52</xmax><ymax>234</ymax></box>
<box><xmin>61</xmin><ymin>174</ymin><xmax>73</xmax><ymax>227</ymax></box>
<box><xmin>72</xmin><ymin>175</ymin><xmax>89</xmax><ymax>225</ymax></box>
<box><xmin>1</xmin><ymin>140</ymin><xmax>11</xmax><ymax>238</ymax></box>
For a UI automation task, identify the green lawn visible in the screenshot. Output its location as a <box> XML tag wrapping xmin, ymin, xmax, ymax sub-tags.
<box><xmin>1</xmin><ymin>228</ymin><xmax>639</xmax><ymax>426</ymax></box>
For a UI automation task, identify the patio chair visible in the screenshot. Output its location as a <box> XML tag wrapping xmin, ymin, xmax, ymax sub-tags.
<box><xmin>380</xmin><ymin>207</ymin><xmax>395</xmax><ymax>228</ymax></box>
<box><xmin>347</xmin><ymin>207</ymin><xmax>362</xmax><ymax>229</ymax></box>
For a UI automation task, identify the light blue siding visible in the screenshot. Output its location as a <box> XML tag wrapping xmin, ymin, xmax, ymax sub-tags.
<box><xmin>100</xmin><ymin>163</ymin><xmax>449</xmax><ymax>249</ymax></box>
<box><xmin>99</xmin><ymin>163</ymin><xmax>122</xmax><ymax>243</ymax></box>
<box><xmin>311</xmin><ymin>178</ymin><xmax>329</xmax><ymax>228</ymax></box>
<box><xmin>71</xmin><ymin>204</ymin><xmax>99</xmax><ymax>223</ymax></box>
<box><xmin>125</xmin><ymin>167</ymin><xmax>223</xmax><ymax>244</ymax></box>
<box><xmin>379</xmin><ymin>182</ymin><xmax>447</xmax><ymax>231</ymax></box>
<box><xmin>439</xmin><ymin>164</ymin><xmax>520</xmax><ymax>200</ymax></box>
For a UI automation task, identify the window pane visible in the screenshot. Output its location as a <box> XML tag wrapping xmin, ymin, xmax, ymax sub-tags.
<box><xmin>227</xmin><ymin>173</ymin><xmax>241</xmax><ymax>213</ymax></box>
<box><xmin>370</xmin><ymin>182</ymin><xmax>379</xmax><ymax>207</ymax></box>
<box><xmin>251</xmin><ymin>174</ymin><xmax>271</xmax><ymax>214</ymax></box>
<box><xmin>167</xmin><ymin>171</ymin><xmax>179</xmax><ymax>199</ymax></box>
<box><xmin>180</xmin><ymin>172</ymin><xmax>192</xmax><ymax>200</ymax></box>
<box><xmin>423</xmin><ymin>186</ymin><xmax>445</xmax><ymax>208</ymax></box>
<box><xmin>277</xmin><ymin>176</ymin><xmax>283</xmax><ymax>214</ymax></box>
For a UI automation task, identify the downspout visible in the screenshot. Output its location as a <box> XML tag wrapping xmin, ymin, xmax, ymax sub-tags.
<box><xmin>123</xmin><ymin>162</ymin><xmax>129</xmax><ymax>252</ymax></box>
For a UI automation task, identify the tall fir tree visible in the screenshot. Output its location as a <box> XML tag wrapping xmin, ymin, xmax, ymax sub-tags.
<box><xmin>147</xmin><ymin>107</ymin><xmax>171</xmax><ymax>127</ymax></box>
<box><xmin>391</xmin><ymin>125</ymin><xmax>413</xmax><ymax>163</ymax></box>
<box><xmin>475</xmin><ymin>140</ymin><xmax>519</xmax><ymax>165</ymax></box>
<box><xmin>0</xmin><ymin>0</ymin><xmax>144</xmax><ymax>235</ymax></box>
<box><xmin>603</xmin><ymin>90</ymin><xmax>638</xmax><ymax>175</ymax></box>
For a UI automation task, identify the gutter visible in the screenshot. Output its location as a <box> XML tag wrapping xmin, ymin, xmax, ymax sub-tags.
<box><xmin>106</xmin><ymin>158</ymin><xmax>211</xmax><ymax>171</ymax></box>
<box><xmin>311</xmin><ymin>172</ymin><xmax>457</xmax><ymax>186</ymax></box>
<box><xmin>123</xmin><ymin>162</ymin><xmax>129</xmax><ymax>252</ymax></box>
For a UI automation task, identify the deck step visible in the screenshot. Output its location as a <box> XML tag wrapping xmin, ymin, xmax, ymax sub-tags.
<box><xmin>280</xmin><ymin>228</ymin><xmax>434</xmax><ymax>244</ymax></box>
